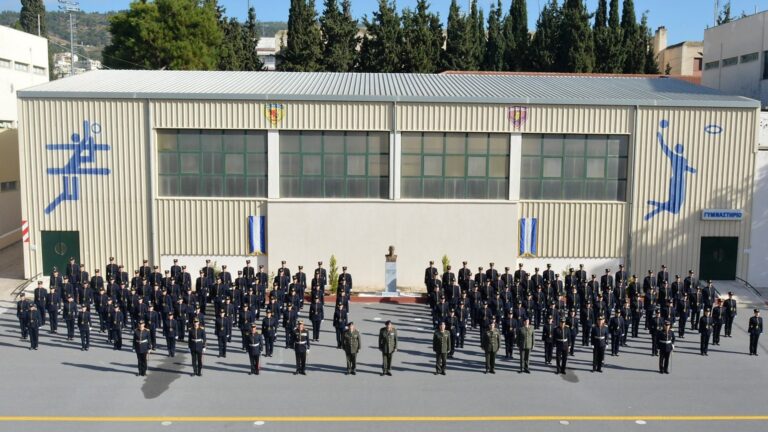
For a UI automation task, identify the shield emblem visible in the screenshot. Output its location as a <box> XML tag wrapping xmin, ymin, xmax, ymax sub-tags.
<box><xmin>264</xmin><ymin>103</ymin><xmax>285</xmax><ymax>126</ymax></box>
<box><xmin>508</xmin><ymin>106</ymin><xmax>528</xmax><ymax>129</ymax></box>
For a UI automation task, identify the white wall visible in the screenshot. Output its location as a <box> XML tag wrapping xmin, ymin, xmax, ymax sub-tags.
<box><xmin>0</xmin><ymin>25</ymin><xmax>48</xmax><ymax>125</ymax></box>
<box><xmin>267</xmin><ymin>201</ymin><xmax>519</xmax><ymax>290</ymax></box>
<box><xmin>748</xmin><ymin>150</ymin><xmax>768</xmax><ymax>287</ymax></box>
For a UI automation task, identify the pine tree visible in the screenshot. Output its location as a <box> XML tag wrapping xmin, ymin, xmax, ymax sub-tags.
<box><xmin>482</xmin><ymin>0</ymin><xmax>505</xmax><ymax>71</ymax></box>
<box><xmin>641</xmin><ymin>13</ymin><xmax>659</xmax><ymax>74</ymax></box>
<box><xmin>357</xmin><ymin>0</ymin><xmax>401</xmax><ymax>72</ymax></box>
<box><xmin>243</xmin><ymin>7</ymin><xmax>264</xmax><ymax>71</ymax></box>
<box><xmin>401</xmin><ymin>0</ymin><xmax>441</xmax><ymax>73</ymax></box>
<box><xmin>467</xmin><ymin>0</ymin><xmax>485</xmax><ymax>70</ymax></box>
<box><xmin>442</xmin><ymin>0</ymin><xmax>471</xmax><ymax>71</ymax></box>
<box><xmin>558</xmin><ymin>0</ymin><xmax>594</xmax><ymax>72</ymax></box>
<box><xmin>280</xmin><ymin>0</ymin><xmax>323</xmax><ymax>71</ymax></box>
<box><xmin>320</xmin><ymin>0</ymin><xmax>358</xmax><ymax>72</ymax></box>
<box><xmin>529</xmin><ymin>0</ymin><xmax>560</xmax><ymax>71</ymax></box>
<box><xmin>620</xmin><ymin>0</ymin><xmax>644</xmax><ymax>73</ymax></box>
<box><xmin>716</xmin><ymin>1</ymin><xmax>732</xmax><ymax>25</ymax></box>
<box><xmin>503</xmin><ymin>0</ymin><xmax>529</xmax><ymax>71</ymax></box>
<box><xmin>19</xmin><ymin>0</ymin><xmax>46</xmax><ymax>36</ymax></box>
<box><xmin>605</xmin><ymin>0</ymin><xmax>625</xmax><ymax>73</ymax></box>
<box><xmin>593</xmin><ymin>0</ymin><xmax>609</xmax><ymax>72</ymax></box>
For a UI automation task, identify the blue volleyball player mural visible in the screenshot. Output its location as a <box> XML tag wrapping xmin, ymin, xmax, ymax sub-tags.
<box><xmin>644</xmin><ymin>119</ymin><xmax>698</xmax><ymax>221</ymax></box>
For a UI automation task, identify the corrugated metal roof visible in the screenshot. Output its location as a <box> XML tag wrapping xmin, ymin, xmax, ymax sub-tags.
<box><xmin>17</xmin><ymin>70</ymin><xmax>760</xmax><ymax>108</ymax></box>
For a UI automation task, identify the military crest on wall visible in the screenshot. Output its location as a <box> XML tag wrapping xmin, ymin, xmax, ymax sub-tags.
<box><xmin>264</xmin><ymin>103</ymin><xmax>286</xmax><ymax>126</ymax></box>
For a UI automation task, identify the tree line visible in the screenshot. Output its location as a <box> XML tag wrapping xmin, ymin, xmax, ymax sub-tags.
<box><xmin>280</xmin><ymin>0</ymin><xmax>660</xmax><ymax>74</ymax></box>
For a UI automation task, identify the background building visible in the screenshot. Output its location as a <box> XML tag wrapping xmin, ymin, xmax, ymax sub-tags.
<box><xmin>16</xmin><ymin>71</ymin><xmax>759</xmax><ymax>289</ymax></box>
<box><xmin>653</xmin><ymin>26</ymin><xmax>703</xmax><ymax>80</ymax></box>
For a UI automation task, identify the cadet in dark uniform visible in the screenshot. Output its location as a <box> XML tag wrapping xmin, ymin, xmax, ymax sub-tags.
<box><xmin>112</xmin><ymin>305</ymin><xmax>125</xmax><ymax>350</ymax></box>
<box><xmin>698</xmin><ymin>308</ymin><xmax>713</xmax><ymax>355</ymax></box>
<box><xmin>433</xmin><ymin>321</ymin><xmax>450</xmax><ymax>375</ymax></box>
<box><xmin>502</xmin><ymin>310</ymin><xmax>517</xmax><ymax>360</ymax></box>
<box><xmin>608</xmin><ymin>310</ymin><xmax>624</xmax><ymax>356</ymax></box>
<box><xmin>542</xmin><ymin>316</ymin><xmax>555</xmax><ymax>365</ymax></box>
<box><xmin>748</xmin><ymin>309</ymin><xmax>763</xmax><ymax>356</ymax></box>
<box><xmin>591</xmin><ymin>316</ymin><xmax>608</xmax><ymax>372</ymax></box>
<box><xmin>77</xmin><ymin>305</ymin><xmax>91</xmax><ymax>351</ymax></box>
<box><xmin>483</xmin><ymin>321</ymin><xmax>501</xmax><ymax>374</ymax></box>
<box><xmin>723</xmin><ymin>292</ymin><xmax>737</xmax><ymax>337</ymax></box>
<box><xmin>712</xmin><ymin>299</ymin><xmax>724</xmax><ymax>345</ymax></box>
<box><xmin>133</xmin><ymin>320</ymin><xmax>150</xmax><ymax>376</ymax></box>
<box><xmin>16</xmin><ymin>293</ymin><xmax>30</xmax><ymax>340</ymax></box>
<box><xmin>517</xmin><ymin>318</ymin><xmax>535</xmax><ymax>373</ymax></box>
<box><xmin>262</xmin><ymin>310</ymin><xmax>277</xmax><ymax>357</ymax></box>
<box><xmin>27</xmin><ymin>304</ymin><xmax>41</xmax><ymax>350</ymax></box>
<box><xmin>342</xmin><ymin>322</ymin><xmax>361</xmax><ymax>375</ymax></box>
<box><xmin>292</xmin><ymin>321</ymin><xmax>311</xmax><ymax>375</ymax></box>
<box><xmin>164</xmin><ymin>312</ymin><xmax>177</xmax><ymax>357</ymax></box>
<box><xmin>333</xmin><ymin>303</ymin><xmax>348</xmax><ymax>349</ymax></box>
<box><xmin>245</xmin><ymin>324</ymin><xmax>264</xmax><ymax>375</ymax></box>
<box><xmin>215</xmin><ymin>310</ymin><xmax>229</xmax><ymax>358</ymax></box>
<box><xmin>657</xmin><ymin>320</ymin><xmax>675</xmax><ymax>373</ymax></box>
<box><xmin>554</xmin><ymin>317</ymin><xmax>570</xmax><ymax>374</ymax></box>
<box><xmin>378</xmin><ymin>320</ymin><xmax>397</xmax><ymax>376</ymax></box>
<box><xmin>63</xmin><ymin>296</ymin><xmax>77</xmax><ymax>341</ymax></box>
<box><xmin>649</xmin><ymin>309</ymin><xmax>664</xmax><ymax>356</ymax></box>
<box><xmin>188</xmin><ymin>319</ymin><xmax>207</xmax><ymax>376</ymax></box>
<box><xmin>566</xmin><ymin>309</ymin><xmax>579</xmax><ymax>356</ymax></box>
<box><xmin>309</xmin><ymin>296</ymin><xmax>324</xmax><ymax>341</ymax></box>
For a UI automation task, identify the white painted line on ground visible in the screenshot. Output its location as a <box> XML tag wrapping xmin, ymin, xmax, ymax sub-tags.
<box><xmin>373</xmin><ymin>317</ymin><xmax>381</xmax><ymax>321</ymax></box>
<box><xmin>636</xmin><ymin>420</ymin><xmax>647</xmax><ymax>425</ymax></box>
<box><xmin>560</xmin><ymin>420</ymin><xmax>569</xmax><ymax>425</ymax></box>
<box><xmin>161</xmin><ymin>421</ymin><xmax>172</xmax><ymax>426</ymax></box>
<box><xmin>254</xmin><ymin>421</ymin><xmax>265</xmax><ymax>426</ymax></box>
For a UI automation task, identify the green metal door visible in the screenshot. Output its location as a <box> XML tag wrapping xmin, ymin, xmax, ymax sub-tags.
<box><xmin>699</xmin><ymin>237</ymin><xmax>738</xmax><ymax>281</ymax></box>
<box><xmin>41</xmin><ymin>231</ymin><xmax>80</xmax><ymax>276</ymax></box>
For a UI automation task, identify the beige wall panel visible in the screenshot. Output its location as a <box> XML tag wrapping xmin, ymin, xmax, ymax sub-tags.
<box><xmin>152</xmin><ymin>100</ymin><xmax>391</xmax><ymax>131</ymax></box>
<box><xmin>157</xmin><ymin>199</ymin><xmax>266</xmax><ymax>256</ymax></box>
<box><xmin>519</xmin><ymin>201</ymin><xmax>628</xmax><ymax>258</ymax></box>
<box><xmin>18</xmin><ymin>98</ymin><xmax>148</xmax><ymax>276</ymax></box>
<box><xmin>0</xmin><ymin>129</ymin><xmax>19</xmax><ymax>181</ymax></box>
<box><xmin>397</xmin><ymin>104</ymin><xmax>631</xmax><ymax>134</ymax></box>
<box><xmin>630</xmin><ymin>107</ymin><xmax>756</xmax><ymax>278</ymax></box>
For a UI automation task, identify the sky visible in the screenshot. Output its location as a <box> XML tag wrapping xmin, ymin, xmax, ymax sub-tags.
<box><xmin>1</xmin><ymin>0</ymin><xmax>767</xmax><ymax>46</ymax></box>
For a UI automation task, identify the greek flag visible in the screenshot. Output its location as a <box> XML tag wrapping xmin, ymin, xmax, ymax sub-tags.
<box><xmin>519</xmin><ymin>217</ymin><xmax>538</xmax><ymax>256</ymax></box>
<box><xmin>248</xmin><ymin>216</ymin><xmax>266</xmax><ymax>254</ymax></box>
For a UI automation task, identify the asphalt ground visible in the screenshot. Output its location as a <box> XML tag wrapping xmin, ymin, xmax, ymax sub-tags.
<box><xmin>0</xmin><ymin>288</ymin><xmax>766</xmax><ymax>432</ymax></box>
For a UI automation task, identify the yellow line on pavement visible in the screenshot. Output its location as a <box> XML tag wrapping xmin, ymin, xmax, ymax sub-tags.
<box><xmin>0</xmin><ymin>416</ymin><xmax>766</xmax><ymax>422</ymax></box>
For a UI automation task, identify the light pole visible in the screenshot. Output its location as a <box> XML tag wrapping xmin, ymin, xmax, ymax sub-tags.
<box><xmin>58</xmin><ymin>0</ymin><xmax>80</xmax><ymax>77</ymax></box>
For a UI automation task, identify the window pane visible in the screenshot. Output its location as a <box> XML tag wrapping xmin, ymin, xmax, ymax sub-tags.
<box><xmin>606</xmin><ymin>136</ymin><xmax>628</xmax><ymax>157</ymax></box>
<box><xmin>368</xmin><ymin>154</ymin><xmax>388</xmax><ymax>177</ymax></box>
<box><xmin>160</xmin><ymin>176</ymin><xmax>178</xmax><ymax>196</ymax></box>
<box><xmin>489</xmin><ymin>156</ymin><xmax>508</xmax><ymax>178</ymax></box>
<box><xmin>347</xmin><ymin>155</ymin><xmax>366</xmax><ymax>176</ymax></box>
<box><xmin>563</xmin><ymin>136</ymin><xmax>585</xmax><ymax>156</ymax></box>
<box><xmin>281</xmin><ymin>132</ymin><xmax>301</xmax><ymax>153</ymax></box>
<box><xmin>303</xmin><ymin>155</ymin><xmax>322</xmax><ymax>175</ymax></box>
<box><xmin>424</xmin><ymin>156</ymin><xmax>443</xmax><ymax>176</ymax></box>
<box><xmin>225</xmin><ymin>154</ymin><xmax>244</xmax><ymax>175</ymax></box>
<box><xmin>521</xmin><ymin>179</ymin><xmax>541</xmax><ymax>199</ymax></box>
<box><xmin>488</xmin><ymin>134</ymin><xmax>508</xmax><ymax>155</ymax></box>
<box><xmin>606</xmin><ymin>158</ymin><xmax>620</xmax><ymax>179</ymax></box>
<box><xmin>157</xmin><ymin>131</ymin><xmax>177</xmax><ymax>152</ymax></box>
<box><xmin>202</xmin><ymin>153</ymin><xmax>221</xmax><ymax>175</ymax></box>
<box><xmin>445</xmin><ymin>134</ymin><xmax>465</xmax><ymax>154</ymax></box>
<box><xmin>488</xmin><ymin>179</ymin><xmax>507</xmax><ymax>199</ymax></box>
<box><xmin>445</xmin><ymin>155</ymin><xmax>464</xmax><ymax>177</ymax></box>
<box><xmin>563</xmin><ymin>157</ymin><xmax>585</xmax><ymax>178</ymax></box>
<box><xmin>346</xmin><ymin>132</ymin><xmax>367</xmax><ymax>154</ymax></box>
<box><xmin>402</xmin><ymin>155</ymin><xmax>422</xmax><ymax>176</ymax></box>
<box><xmin>301</xmin><ymin>178</ymin><xmax>322</xmax><ymax>197</ymax></box>
<box><xmin>281</xmin><ymin>177</ymin><xmax>300</xmax><ymax>197</ymax></box>
<box><xmin>541</xmin><ymin>180</ymin><xmax>562</xmax><ymax>199</ymax></box>
<box><xmin>542</xmin><ymin>136</ymin><xmax>562</xmax><ymax>156</ymax></box>
<box><xmin>467</xmin><ymin>134</ymin><xmax>487</xmax><ymax>154</ymax></box>
<box><xmin>615</xmin><ymin>180</ymin><xmax>627</xmax><ymax>201</ymax></box>
<box><xmin>180</xmin><ymin>176</ymin><xmax>200</xmax><ymax>196</ymax></box>
<box><xmin>247</xmin><ymin>154</ymin><xmax>267</xmax><ymax>175</ymax></box>
<box><xmin>466</xmin><ymin>179</ymin><xmax>487</xmax><ymax>198</ymax></box>
<box><xmin>223</xmin><ymin>131</ymin><xmax>245</xmax><ymax>152</ymax></box>
<box><xmin>443</xmin><ymin>178</ymin><xmax>465</xmax><ymax>198</ymax></box>
<box><xmin>247</xmin><ymin>177</ymin><xmax>267</xmax><ymax>197</ymax></box>
<box><xmin>324</xmin><ymin>178</ymin><xmax>344</xmax><ymax>198</ymax></box>
<box><xmin>543</xmin><ymin>158</ymin><xmax>562</xmax><ymax>178</ymax></box>
<box><xmin>224</xmin><ymin>177</ymin><xmax>244</xmax><ymax>197</ymax></box>
<box><xmin>563</xmin><ymin>180</ymin><xmax>584</xmax><ymax>199</ymax></box>
<box><xmin>280</xmin><ymin>154</ymin><xmax>301</xmax><ymax>176</ymax></box>
<box><xmin>346</xmin><ymin>178</ymin><xmax>366</xmax><ymax>198</ymax></box>
<box><xmin>401</xmin><ymin>133</ymin><xmax>421</xmax><ymax>153</ymax></box>
<box><xmin>324</xmin><ymin>132</ymin><xmax>345</xmax><ymax>153</ymax></box>
<box><xmin>585</xmin><ymin>180</ymin><xmax>605</xmax><ymax>200</ymax></box>
<box><xmin>202</xmin><ymin>176</ymin><xmax>223</xmax><ymax>196</ymax></box>
<box><xmin>180</xmin><ymin>154</ymin><xmax>200</xmax><ymax>174</ymax></box>
<box><xmin>586</xmin><ymin>159</ymin><xmax>605</xmax><ymax>178</ymax></box>
<box><xmin>201</xmin><ymin>131</ymin><xmax>221</xmax><ymax>152</ymax></box>
<box><xmin>401</xmin><ymin>178</ymin><xmax>422</xmax><ymax>198</ymax></box>
<box><xmin>159</xmin><ymin>153</ymin><xmax>178</xmax><ymax>174</ymax></box>
<box><xmin>467</xmin><ymin>156</ymin><xmax>486</xmax><ymax>177</ymax></box>
<box><xmin>522</xmin><ymin>136</ymin><xmax>540</xmax><ymax>155</ymax></box>
<box><xmin>423</xmin><ymin>133</ymin><xmax>443</xmax><ymax>154</ymax></box>
<box><xmin>178</xmin><ymin>131</ymin><xmax>200</xmax><ymax>151</ymax></box>
<box><xmin>368</xmin><ymin>132</ymin><xmax>388</xmax><ymax>153</ymax></box>
<box><xmin>324</xmin><ymin>154</ymin><xmax>345</xmax><ymax>176</ymax></box>
<box><xmin>246</xmin><ymin>131</ymin><xmax>266</xmax><ymax>153</ymax></box>
<box><xmin>521</xmin><ymin>156</ymin><xmax>541</xmax><ymax>178</ymax></box>
<box><xmin>301</xmin><ymin>132</ymin><xmax>322</xmax><ymax>152</ymax></box>
<box><xmin>423</xmin><ymin>178</ymin><xmax>443</xmax><ymax>198</ymax></box>
<box><xmin>586</xmin><ymin>138</ymin><xmax>606</xmax><ymax>156</ymax></box>
<box><xmin>369</xmin><ymin>178</ymin><xmax>388</xmax><ymax>198</ymax></box>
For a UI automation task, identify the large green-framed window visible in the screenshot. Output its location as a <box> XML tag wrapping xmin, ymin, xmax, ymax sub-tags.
<box><xmin>280</xmin><ymin>131</ymin><xmax>389</xmax><ymax>198</ymax></box>
<box><xmin>157</xmin><ymin>129</ymin><xmax>267</xmax><ymax>197</ymax></box>
<box><xmin>521</xmin><ymin>134</ymin><xmax>628</xmax><ymax>201</ymax></box>
<box><xmin>401</xmin><ymin>132</ymin><xmax>509</xmax><ymax>199</ymax></box>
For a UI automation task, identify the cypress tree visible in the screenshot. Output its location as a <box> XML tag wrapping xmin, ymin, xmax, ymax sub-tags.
<box><xmin>529</xmin><ymin>0</ymin><xmax>560</xmax><ymax>72</ymax></box>
<box><xmin>482</xmin><ymin>0</ymin><xmax>505</xmax><ymax>71</ymax></box>
<box><xmin>503</xmin><ymin>0</ymin><xmax>529</xmax><ymax>71</ymax></box>
<box><xmin>558</xmin><ymin>0</ymin><xmax>594</xmax><ymax>72</ymax></box>
<box><xmin>357</xmin><ymin>0</ymin><xmax>402</xmax><ymax>72</ymax></box>
<box><xmin>443</xmin><ymin>0</ymin><xmax>471</xmax><ymax>71</ymax></box>
<box><xmin>401</xmin><ymin>0</ymin><xmax>441</xmax><ymax>73</ymax></box>
<box><xmin>641</xmin><ymin>13</ymin><xmax>659</xmax><ymax>74</ymax></box>
<box><xmin>593</xmin><ymin>0</ymin><xmax>609</xmax><ymax>72</ymax></box>
<box><xmin>19</xmin><ymin>0</ymin><xmax>46</xmax><ymax>36</ymax></box>
<box><xmin>280</xmin><ymin>0</ymin><xmax>323</xmax><ymax>71</ymax></box>
<box><xmin>605</xmin><ymin>0</ymin><xmax>625</xmax><ymax>73</ymax></box>
<box><xmin>243</xmin><ymin>7</ymin><xmax>264</xmax><ymax>71</ymax></box>
<box><xmin>467</xmin><ymin>0</ymin><xmax>485</xmax><ymax>70</ymax></box>
<box><xmin>620</xmin><ymin>0</ymin><xmax>643</xmax><ymax>73</ymax></box>
<box><xmin>320</xmin><ymin>0</ymin><xmax>358</xmax><ymax>72</ymax></box>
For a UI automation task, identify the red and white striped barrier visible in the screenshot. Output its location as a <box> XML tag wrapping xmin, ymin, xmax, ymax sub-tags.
<box><xmin>21</xmin><ymin>220</ymin><xmax>29</xmax><ymax>243</ymax></box>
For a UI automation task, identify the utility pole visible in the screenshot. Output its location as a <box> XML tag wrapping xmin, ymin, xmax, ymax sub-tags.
<box><xmin>714</xmin><ymin>0</ymin><xmax>719</xmax><ymax>26</ymax></box>
<box><xmin>58</xmin><ymin>0</ymin><xmax>80</xmax><ymax>77</ymax></box>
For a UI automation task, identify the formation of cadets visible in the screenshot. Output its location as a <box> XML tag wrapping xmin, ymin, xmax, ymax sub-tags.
<box><xmin>424</xmin><ymin>260</ymin><xmax>763</xmax><ymax>375</ymax></box>
<box><xmin>14</xmin><ymin>256</ymin><xmax>402</xmax><ymax>377</ymax></box>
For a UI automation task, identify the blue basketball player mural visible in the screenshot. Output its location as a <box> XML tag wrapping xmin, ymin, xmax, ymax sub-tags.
<box><xmin>644</xmin><ymin>119</ymin><xmax>697</xmax><ymax>221</ymax></box>
<box><xmin>44</xmin><ymin>120</ymin><xmax>111</xmax><ymax>215</ymax></box>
